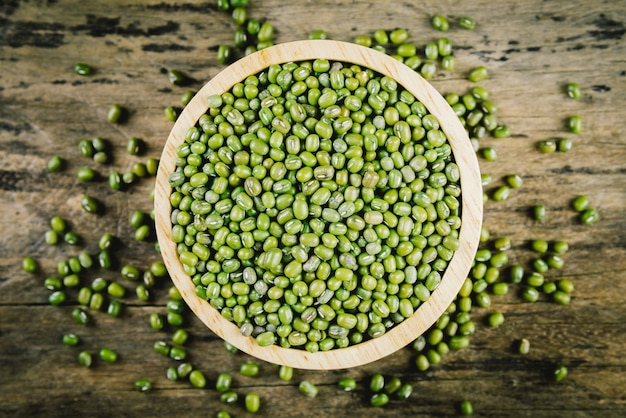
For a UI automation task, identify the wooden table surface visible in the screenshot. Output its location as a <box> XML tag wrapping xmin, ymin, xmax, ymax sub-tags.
<box><xmin>1</xmin><ymin>1</ymin><xmax>625</xmax><ymax>417</ymax></box>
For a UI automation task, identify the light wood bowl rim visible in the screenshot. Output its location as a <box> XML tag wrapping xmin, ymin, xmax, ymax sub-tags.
<box><xmin>154</xmin><ymin>40</ymin><xmax>482</xmax><ymax>370</ymax></box>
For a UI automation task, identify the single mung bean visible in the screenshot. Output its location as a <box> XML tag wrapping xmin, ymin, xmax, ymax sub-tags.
<box><xmin>572</xmin><ymin>195</ymin><xmax>589</xmax><ymax>212</ymax></box>
<box><xmin>299</xmin><ymin>380</ymin><xmax>319</xmax><ymax>398</ymax></box>
<box><xmin>487</xmin><ymin>312</ymin><xmax>505</xmax><ymax>327</ymax></box>
<box><xmin>567</xmin><ymin>115</ymin><xmax>582</xmax><ymax>133</ymax></box>
<box><xmin>177</xmin><ymin>362</ymin><xmax>193</xmax><ymax>378</ymax></box>
<box><xmin>458</xmin><ymin>16</ymin><xmax>476</xmax><ymax>30</ymax></box>
<box><xmin>166</xmin><ymin>367</ymin><xmax>178</xmax><ymax>381</ymax></box>
<box><xmin>554</xmin><ymin>365</ymin><xmax>568</xmax><ymax>382</ymax></box>
<box><xmin>189</xmin><ymin>370</ymin><xmax>207</xmax><ymax>388</ymax></box>
<box><xmin>78</xmin><ymin>351</ymin><xmax>92</xmax><ymax>367</ymax></box>
<box><xmin>431</xmin><ymin>14</ymin><xmax>450</xmax><ymax>31</ymax></box>
<box><xmin>338</xmin><ymin>377</ymin><xmax>357</xmax><ymax>391</ymax></box>
<box><xmin>220</xmin><ymin>391</ymin><xmax>238</xmax><ymax>405</ymax></box>
<box><xmin>517</xmin><ymin>338</ymin><xmax>531</xmax><ymax>354</ymax></box>
<box><xmin>370</xmin><ymin>374</ymin><xmax>385</xmax><ymax>392</ymax></box>
<box><xmin>167</xmin><ymin>69</ymin><xmax>189</xmax><ymax>85</ymax></box>
<box><xmin>468</xmin><ymin>66</ymin><xmax>488</xmax><ymax>82</ymax></box>
<box><xmin>150</xmin><ymin>313</ymin><xmax>164</xmax><ymax>330</ymax></box>
<box><xmin>278</xmin><ymin>365</ymin><xmax>293</xmax><ymax>381</ymax></box>
<box><xmin>126</xmin><ymin>137</ymin><xmax>144</xmax><ymax>155</ymax></box>
<box><xmin>107</xmin><ymin>104</ymin><xmax>124</xmax><ymax>123</ymax></box>
<box><xmin>240</xmin><ymin>362</ymin><xmax>259</xmax><ymax>377</ymax></box>
<box><xmin>81</xmin><ymin>195</ymin><xmax>100</xmax><ymax>214</ymax></box>
<box><xmin>48</xmin><ymin>291</ymin><xmax>66</xmax><ymax>306</ymax></box>
<box><xmin>93</xmin><ymin>151</ymin><xmax>109</xmax><ymax>164</ymax></box>
<box><xmin>521</xmin><ymin>286</ymin><xmax>540</xmax><ymax>302</ymax></box>
<box><xmin>493</xmin><ymin>125</ymin><xmax>511</xmax><ymax>138</ymax></box>
<box><xmin>47</xmin><ymin>155</ymin><xmax>64</xmax><ymax>172</ymax></box>
<box><xmin>397</xmin><ymin>382</ymin><xmax>413</xmax><ymax>399</ymax></box>
<box><xmin>565</xmin><ymin>82</ymin><xmax>581</xmax><ymax>99</ymax></box>
<box><xmin>531</xmin><ymin>239</ymin><xmax>549</xmax><ymax>253</ymax></box>
<box><xmin>505</xmin><ymin>174</ymin><xmax>523</xmax><ymax>189</ymax></box>
<box><xmin>558</xmin><ymin>137</ymin><xmax>573</xmax><ymax>152</ymax></box>
<box><xmin>460</xmin><ymin>400</ymin><xmax>474</xmax><ymax>415</ymax></box>
<box><xmin>552</xmin><ymin>290</ymin><xmax>571</xmax><ymax>305</ymax></box>
<box><xmin>22</xmin><ymin>256</ymin><xmax>38</xmax><ymax>273</ymax></box>
<box><xmin>164</xmin><ymin>106</ymin><xmax>178</xmax><ymax>122</ymax></box>
<box><xmin>169</xmin><ymin>346</ymin><xmax>187</xmax><ymax>360</ymax></box>
<box><xmin>245</xmin><ymin>393</ymin><xmax>261</xmax><ymax>413</ymax></box>
<box><xmin>44</xmin><ymin>277</ymin><xmax>63</xmax><ymax>291</ymax></box>
<box><xmin>389</xmin><ymin>28</ymin><xmax>409</xmax><ymax>44</ymax></box>
<box><xmin>370</xmin><ymin>393</ymin><xmax>389</xmax><ymax>407</ymax></box>
<box><xmin>135</xmin><ymin>378</ymin><xmax>152</xmax><ymax>392</ymax></box>
<box><xmin>216</xmin><ymin>373</ymin><xmax>232</xmax><ymax>392</ymax></box>
<box><xmin>481</xmin><ymin>147</ymin><xmax>497</xmax><ymax>161</ymax></box>
<box><xmin>107</xmin><ymin>300</ymin><xmax>122</xmax><ymax>317</ymax></box>
<box><xmin>537</xmin><ymin>140</ymin><xmax>557</xmax><ymax>153</ymax></box>
<box><xmin>99</xmin><ymin>348</ymin><xmax>118</xmax><ymax>363</ymax></box>
<box><xmin>492</xmin><ymin>186</ymin><xmax>510</xmax><ymax>201</ymax></box>
<box><xmin>73</xmin><ymin>63</ymin><xmax>92</xmax><ymax>76</ymax></box>
<box><xmin>309</xmin><ymin>29</ymin><xmax>327</xmax><ymax>40</ymax></box>
<box><xmin>581</xmin><ymin>208</ymin><xmax>599</xmax><ymax>225</ymax></box>
<box><xmin>533</xmin><ymin>205</ymin><xmax>546</xmax><ymax>222</ymax></box>
<box><xmin>71</xmin><ymin>307</ymin><xmax>89</xmax><ymax>325</ymax></box>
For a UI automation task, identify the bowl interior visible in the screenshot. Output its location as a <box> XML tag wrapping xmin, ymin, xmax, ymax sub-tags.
<box><xmin>154</xmin><ymin>40</ymin><xmax>482</xmax><ymax>370</ymax></box>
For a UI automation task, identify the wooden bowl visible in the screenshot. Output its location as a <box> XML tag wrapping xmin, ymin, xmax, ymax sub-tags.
<box><xmin>154</xmin><ymin>40</ymin><xmax>482</xmax><ymax>370</ymax></box>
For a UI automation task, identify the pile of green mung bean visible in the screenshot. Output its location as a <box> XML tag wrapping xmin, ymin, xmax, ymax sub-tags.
<box><xmin>168</xmin><ymin>58</ymin><xmax>463</xmax><ymax>351</ymax></box>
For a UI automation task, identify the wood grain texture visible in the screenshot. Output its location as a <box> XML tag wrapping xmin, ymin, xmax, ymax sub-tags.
<box><xmin>1</xmin><ymin>0</ymin><xmax>625</xmax><ymax>416</ymax></box>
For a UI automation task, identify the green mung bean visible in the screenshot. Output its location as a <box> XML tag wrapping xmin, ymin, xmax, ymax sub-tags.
<box><xmin>107</xmin><ymin>300</ymin><xmax>122</xmax><ymax>317</ymax></box>
<box><xmin>533</xmin><ymin>205</ymin><xmax>546</xmax><ymax>222</ymax></box>
<box><xmin>150</xmin><ymin>313</ymin><xmax>164</xmax><ymax>330</ymax></box>
<box><xmin>99</xmin><ymin>348</ymin><xmax>118</xmax><ymax>363</ymax></box>
<box><xmin>567</xmin><ymin>115</ymin><xmax>582</xmax><ymax>133</ymax></box>
<box><xmin>572</xmin><ymin>195</ymin><xmax>589</xmax><ymax>212</ymax></box>
<box><xmin>338</xmin><ymin>377</ymin><xmax>357</xmax><ymax>391</ymax></box>
<box><xmin>62</xmin><ymin>333</ymin><xmax>80</xmax><ymax>346</ymax></box>
<box><xmin>216</xmin><ymin>373</ymin><xmax>232</xmax><ymax>392</ymax></box>
<box><xmin>460</xmin><ymin>400</ymin><xmax>474</xmax><ymax>415</ymax></box>
<box><xmin>552</xmin><ymin>290</ymin><xmax>571</xmax><ymax>305</ymax></box>
<box><xmin>245</xmin><ymin>393</ymin><xmax>261</xmax><ymax>413</ymax></box>
<box><xmin>431</xmin><ymin>14</ymin><xmax>450</xmax><ymax>31</ymax></box>
<box><xmin>566</xmin><ymin>82</ymin><xmax>581</xmax><ymax>99</ymax></box>
<box><xmin>78</xmin><ymin>351</ymin><xmax>92</xmax><ymax>367</ymax></box>
<box><xmin>73</xmin><ymin>62</ymin><xmax>92</xmax><ymax>76</ymax></box>
<box><xmin>487</xmin><ymin>312</ymin><xmax>504</xmax><ymax>327</ymax></box>
<box><xmin>240</xmin><ymin>362</ymin><xmax>259</xmax><ymax>377</ymax></box>
<box><xmin>369</xmin><ymin>374</ymin><xmax>385</xmax><ymax>392</ymax></box>
<box><xmin>22</xmin><ymin>256</ymin><xmax>38</xmax><ymax>273</ymax></box>
<box><xmin>81</xmin><ymin>195</ymin><xmax>100</xmax><ymax>214</ymax></box>
<box><xmin>554</xmin><ymin>365</ymin><xmax>568</xmax><ymax>382</ymax></box>
<box><xmin>558</xmin><ymin>137</ymin><xmax>573</xmax><ymax>152</ymax></box>
<box><xmin>107</xmin><ymin>104</ymin><xmax>124</xmax><ymax>123</ymax></box>
<box><xmin>481</xmin><ymin>147</ymin><xmax>497</xmax><ymax>161</ymax></box>
<box><xmin>370</xmin><ymin>393</ymin><xmax>389</xmax><ymax>407</ymax></box>
<box><xmin>468</xmin><ymin>66</ymin><xmax>488</xmax><ymax>82</ymax></box>
<box><xmin>299</xmin><ymin>380</ymin><xmax>318</xmax><ymax>398</ymax></box>
<box><xmin>189</xmin><ymin>370</ymin><xmax>206</xmax><ymax>388</ymax></box>
<box><xmin>48</xmin><ymin>291</ymin><xmax>66</xmax><ymax>306</ymax></box>
<box><xmin>134</xmin><ymin>378</ymin><xmax>152</xmax><ymax>392</ymax></box>
<box><xmin>537</xmin><ymin>140</ymin><xmax>556</xmax><ymax>153</ymax></box>
<box><xmin>458</xmin><ymin>16</ymin><xmax>476</xmax><ymax>30</ymax></box>
<box><xmin>47</xmin><ymin>155</ymin><xmax>64</xmax><ymax>172</ymax></box>
<box><xmin>581</xmin><ymin>208</ymin><xmax>599</xmax><ymax>225</ymax></box>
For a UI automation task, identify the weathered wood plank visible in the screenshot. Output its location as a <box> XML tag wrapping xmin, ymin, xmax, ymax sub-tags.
<box><xmin>1</xmin><ymin>0</ymin><xmax>625</xmax><ymax>416</ymax></box>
